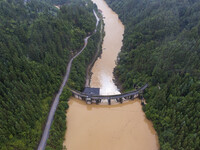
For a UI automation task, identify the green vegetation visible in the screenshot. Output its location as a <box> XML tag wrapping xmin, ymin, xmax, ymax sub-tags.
<box><xmin>68</xmin><ymin>29</ymin><xmax>101</xmax><ymax>91</ymax></box>
<box><xmin>46</xmin><ymin>87</ymin><xmax>71</xmax><ymax>150</ymax></box>
<box><xmin>105</xmin><ymin>0</ymin><xmax>200</xmax><ymax>149</ymax></box>
<box><xmin>46</xmin><ymin>1</ymin><xmax>101</xmax><ymax>149</ymax></box>
<box><xmin>0</xmin><ymin>0</ymin><xmax>97</xmax><ymax>149</ymax></box>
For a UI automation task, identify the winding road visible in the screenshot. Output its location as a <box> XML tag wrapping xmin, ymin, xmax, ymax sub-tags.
<box><xmin>37</xmin><ymin>10</ymin><xmax>99</xmax><ymax>150</ymax></box>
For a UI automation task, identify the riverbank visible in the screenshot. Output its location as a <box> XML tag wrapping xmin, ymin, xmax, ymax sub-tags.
<box><xmin>85</xmin><ymin>14</ymin><xmax>105</xmax><ymax>87</ymax></box>
<box><xmin>45</xmin><ymin>87</ymin><xmax>71</xmax><ymax>150</ymax></box>
<box><xmin>64</xmin><ymin>0</ymin><xmax>159</xmax><ymax>150</ymax></box>
<box><xmin>67</xmin><ymin>14</ymin><xmax>102</xmax><ymax>91</ymax></box>
<box><xmin>90</xmin><ymin>0</ymin><xmax>124</xmax><ymax>95</ymax></box>
<box><xmin>105</xmin><ymin>0</ymin><xmax>200</xmax><ymax>149</ymax></box>
<box><xmin>37</xmin><ymin>5</ymin><xmax>100</xmax><ymax>150</ymax></box>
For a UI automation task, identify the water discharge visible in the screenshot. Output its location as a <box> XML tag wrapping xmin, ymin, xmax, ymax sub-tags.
<box><xmin>90</xmin><ymin>0</ymin><xmax>123</xmax><ymax>95</ymax></box>
<box><xmin>63</xmin><ymin>0</ymin><xmax>159</xmax><ymax>149</ymax></box>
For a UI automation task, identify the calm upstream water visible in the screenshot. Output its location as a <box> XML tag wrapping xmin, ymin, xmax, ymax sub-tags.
<box><xmin>63</xmin><ymin>0</ymin><xmax>159</xmax><ymax>149</ymax></box>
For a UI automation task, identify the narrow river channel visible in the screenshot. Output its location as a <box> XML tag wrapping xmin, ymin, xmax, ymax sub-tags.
<box><xmin>63</xmin><ymin>0</ymin><xmax>159</xmax><ymax>149</ymax></box>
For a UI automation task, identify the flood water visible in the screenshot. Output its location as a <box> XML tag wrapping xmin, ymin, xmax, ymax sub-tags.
<box><xmin>90</xmin><ymin>0</ymin><xmax>123</xmax><ymax>95</ymax></box>
<box><xmin>63</xmin><ymin>0</ymin><xmax>159</xmax><ymax>149</ymax></box>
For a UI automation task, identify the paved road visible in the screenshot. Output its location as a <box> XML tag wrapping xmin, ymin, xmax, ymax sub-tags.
<box><xmin>37</xmin><ymin>10</ymin><xmax>99</xmax><ymax>150</ymax></box>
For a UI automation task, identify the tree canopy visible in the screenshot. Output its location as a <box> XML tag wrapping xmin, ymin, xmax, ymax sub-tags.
<box><xmin>105</xmin><ymin>0</ymin><xmax>200</xmax><ymax>149</ymax></box>
<box><xmin>0</xmin><ymin>0</ymin><xmax>97</xmax><ymax>149</ymax></box>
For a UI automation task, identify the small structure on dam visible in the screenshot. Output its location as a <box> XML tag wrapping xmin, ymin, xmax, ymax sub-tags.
<box><xmin>83</xmin><ymin>87</ymin><xmax>100</xmax><ymax>96</ymax></box>
<box><xmin>83</xmin><ymin>87</ymin><xmax>100</xmax><ymax>104</ymax></box>
<box><xmin>71</xmin><ymin>84</ymin><xmax>148</xmax><ymax>105</ymax></box>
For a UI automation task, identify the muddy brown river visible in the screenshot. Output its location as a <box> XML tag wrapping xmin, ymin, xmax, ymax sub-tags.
<box><xmin>63</xmin><ymin>0</ymin><xmax>159</xmax><ymax>149</ymax></box>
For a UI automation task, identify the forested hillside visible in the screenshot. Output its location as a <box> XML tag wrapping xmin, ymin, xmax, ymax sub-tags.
<box><xmin>105</xmin><ymin>0</ymin><xmax>200</xmax><ymax>149</ymax></box>
<box><xmin>0</xmin><ymin>0</ymin><xmax>96</xmax><ymax>149</ymax></box>
<box><xmin>46</xmin><ymin>1</ymin><xmax>102</xmax><ymax>149</ymax></box>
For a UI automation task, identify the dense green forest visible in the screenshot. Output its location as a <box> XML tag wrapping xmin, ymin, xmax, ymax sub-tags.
<box><xmin>68</xmin><ymin>26</ymin><xmax>101</xmax><ymax>91</ymax></box>
<box><xmin>105</xmin><ymin>0</ymin><xmax>200</xmax><ymax>149</ymax></box>
<box><xmin>46</xmin><ymin>87</ymin><xmax>71</xmax><ymax>150</ymax></box>
<box><xmin>0</xmin><ymin>0</ymin><xmax>97</xmax><ymax>149</ymax></box>
<box><xmin>46</xmin><ymin>1</ymin><xmax>102</xmax><ymax>149</ymax></box>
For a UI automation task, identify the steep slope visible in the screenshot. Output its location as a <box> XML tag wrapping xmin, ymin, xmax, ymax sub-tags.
<box><xmin>105</xmin><ymin>0</ymin><xmax>200</xmax><ymax>149</ymax></box>
<box><xmin>0</xmin><ymin>0</ymin><xmax>96</xmax><ymax>149</ymax></box>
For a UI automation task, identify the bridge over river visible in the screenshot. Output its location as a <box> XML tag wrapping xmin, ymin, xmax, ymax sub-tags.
<box><xmin>71</xmin><ymin>84</ymin><xmax>148</xmax><ymax>105</ymax></box>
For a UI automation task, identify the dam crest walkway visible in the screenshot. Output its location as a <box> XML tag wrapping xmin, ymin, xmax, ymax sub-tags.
<box><xmin>71</xmin><ymin>84</ymin><xmax>148</xmax><ymax>105</ymax></box>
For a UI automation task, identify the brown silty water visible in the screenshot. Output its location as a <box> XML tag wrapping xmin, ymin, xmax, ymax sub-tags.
<box><xmin>63</xmin><ymin>0</ymin><xmax>160</xmax><ymax>149</ymax></box>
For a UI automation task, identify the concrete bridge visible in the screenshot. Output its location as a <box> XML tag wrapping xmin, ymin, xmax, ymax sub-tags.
<box><xmin>70</xmin><ymin>84</ymin><xmax>148</xmax><ymax>105</ymax></box>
